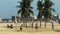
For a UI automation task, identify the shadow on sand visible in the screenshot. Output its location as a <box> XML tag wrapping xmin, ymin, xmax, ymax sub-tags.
<box><xmin>54</xmin><ymin>30</ymin><xmax>60</xmax><ymax>32</ymax></box>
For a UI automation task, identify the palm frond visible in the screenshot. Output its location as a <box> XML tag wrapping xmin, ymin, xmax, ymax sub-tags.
<box><xmin>50</xmin><ymin>8</ymin><xmax>55</xmax><ymax>12</ymax></box>
<box><xmin>18</xmin><ymin>9</ymin><xmax>22</xmax><ymax>14</ymax></box>
<box><xmin>29</xmin><ymin>9</ymin><xmax>34</xmax><ymax>15</ymax></box>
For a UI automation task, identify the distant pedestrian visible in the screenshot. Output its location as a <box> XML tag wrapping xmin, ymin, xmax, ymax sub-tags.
<box><xmin>58</xmin><ymin>19</ymin><xmax>60</xmax><ymax>23</ymax></box>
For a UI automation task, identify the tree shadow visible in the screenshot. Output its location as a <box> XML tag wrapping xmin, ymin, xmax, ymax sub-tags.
<box><xmin>17</xmin><ymin>30</ymin><xmax>20</xmax><ymax>31</ymax></box>
<box><xmin>54</xmin><ymin>30</ymin><xmax>60</xmax><ymax>32</ymax></box>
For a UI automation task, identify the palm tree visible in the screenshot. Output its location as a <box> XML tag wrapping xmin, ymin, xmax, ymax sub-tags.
<box><xmin>17</xmin><ymin>0</ymin><xmax>34</xmax><ymax>18</ymax></box>
<box><xmin>37</xmin><ymin>0</ymin><xmax>43</xmax><ymax>28</ymax></box>
<box><xmin>17</xmin><ymin>0</ymin><xmax>34</xmax><ymax>28</ymax></box>
<box><xmin>43</xmin><ymin>0</ymin><xmax>55</xmax><ymax>28</ymax></box>
<box><xmin>37</xmin><ymin>0</ymin><xmax>43</xmax><ymax>19</ymax></box>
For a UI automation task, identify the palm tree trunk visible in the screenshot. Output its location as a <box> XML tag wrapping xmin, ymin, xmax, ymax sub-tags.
<box><xmin>32</xmin><ymin>22</ymin><xmax>33</xmax><ymax>28</ymax></box>
<box><xmin>40</xmin><ymin>20</ymin><xmax>41</xmax><ymax>28</ymax></box>
<box><xmin>26</xmin><ymin>22</ymin><xmax>27</xmax><ymax>28</ymax></box>
<box><xmin>52</xmin><ymin>22</ymin><xmax>54</xmax><ymax>30</ymax></box>
<box><xmin>45</xmin><ymin>20</ymin><xmax>46</xmax><ymax>28</ymax></box>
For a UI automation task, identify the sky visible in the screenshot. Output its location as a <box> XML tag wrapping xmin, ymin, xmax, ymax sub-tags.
<box><xmin>0</xmin><ymin>0</ymin><xmax>60</xmax><ymax>18</ymax></box>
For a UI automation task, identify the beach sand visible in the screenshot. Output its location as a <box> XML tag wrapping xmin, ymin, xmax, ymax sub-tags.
<box><xmin>0</xmin><ymin>22</ymin><xmax>60</xmax><ymax>34</ymax></box>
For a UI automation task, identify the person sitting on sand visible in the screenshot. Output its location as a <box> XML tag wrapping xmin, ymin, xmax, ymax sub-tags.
<box><xmin>20</xmin><ymin>24</ymin><xmax>23</xmax><ymax>31</ymax></box>
<box><xmin>10</xmin><ymin>24</ymin><xmax>13</xmax><ymax>29</ymax></box>
<box><xmin>7</xmin><ymin>24</ymin><xmax>10</xmax><ymax>28</ymax></box>
<box><xmin>35</xmin><ymin>23</ymin><xmax>38</xmax><ymax>29</ymax></box>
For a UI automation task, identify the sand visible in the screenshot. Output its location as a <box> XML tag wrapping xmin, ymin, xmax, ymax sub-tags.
<box><xmin>0</xmin><ymin>22</ymin><xmax>60</xmax><ymax>34</ymax></box>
